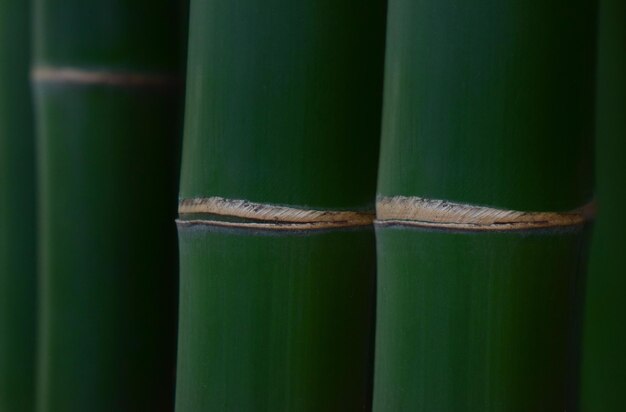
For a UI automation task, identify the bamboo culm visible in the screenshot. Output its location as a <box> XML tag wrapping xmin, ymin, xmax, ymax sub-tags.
<box><xmin>176</xmin><ymin>0</ymin><xmax>386</xmax><ymax>410</ymax></box>
<box><xmin>33</xmin><ymin>0</ymin><xmax>187</xmax><ymax>410</ymax></box>
<box><xmin>374</xmin><ymin>1</ymin><xmax>597</xmax><ymax>411</ymax></box>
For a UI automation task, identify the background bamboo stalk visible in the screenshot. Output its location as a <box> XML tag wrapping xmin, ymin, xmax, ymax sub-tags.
<box><xmin>581</xmin><ymin>0</ymin><xmax>626</xmax><ymax>409</ymax></box>
<box><xmin>0</xmin><ymin>1</ymin><xmax>37</xmax><ymax>410</ymax></box>
<box><xmin>176</xmin><ymin>0</ymin><xmax>386</xmax><ymax>410</ymax></box>
<box><xmin>374</xmin><ymin>1</ymin><xmax>597</xmax><ymax>410</ymax></box>
<box><xmin>33</xmin><ymin>0</ymin><xmax>187</xmax><ymax>410</ymax></box>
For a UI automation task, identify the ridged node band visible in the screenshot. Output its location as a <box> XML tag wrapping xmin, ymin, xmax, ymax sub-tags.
<box><xmin>177</xmin><ymin>197</ymin><xmax>375</xmax><ymax>230</ymax></box>
<box><xmin>376</xmin><ymin>196</ymin><xmax>595</xmax><ymax>231</ymax></box>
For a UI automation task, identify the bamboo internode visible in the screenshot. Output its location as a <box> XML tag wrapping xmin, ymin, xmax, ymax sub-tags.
<box><xmin>33</xmin><ymin>0</ymin><xmax>186</xmax><ymax>409</ymax></box>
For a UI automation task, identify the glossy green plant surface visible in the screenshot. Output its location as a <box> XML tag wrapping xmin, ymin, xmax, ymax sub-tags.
<box><xmin>176</xmin><ymin>227</ymin><xmax>376</xmax><ymax>411</ymax></box>
<box><xmin>374</xmin><ymin>1</ymin><xmax>597</xmax><ymax>410</ymax></box>
<box><xmin>177</xmin><ymin>0</ymin><xmax>386</xmax><ymax>410</ymax></box>
<box><xmin>374</xmin><ymin>226</ymin><xmax>590</xmax><ymax>411</ymax></box>
<box><xmin>180</xmin><ymin>0</ymin><xmax>386</xmax><ymax>210</ymax></box>
<box><xmin>34</xmin><ymin>1</ymin><xmax>186</xmax><ymax>410</ymax></box>
<box><xmin>378</xmin><ymin>0</ymin><xmax>597</xmax><ymax>212</ymax></box>
<box><xmin>582</xmin><ymin>0</ymin><xmax>626</xmax><ymax>409</ymax></box>
<box><xmin>0</xmin><ymin>1</ymin><xmax>37</xmax><ymax>410</ymax></box>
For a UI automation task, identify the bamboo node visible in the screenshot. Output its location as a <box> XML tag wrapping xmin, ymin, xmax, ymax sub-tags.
<box><xmin>31</xmin><ymin>66</ymin><xmax>179</xmax><ymax>87</ymax></box>
<box><xmin>375</xmin><ymin>196</ymin><xmax>595</xmax><ymax>231</ymax></box>
<box><xmin>178</xmin><ymin>197</ymin><xmax>375</xmax><ymax>229</ymax></box>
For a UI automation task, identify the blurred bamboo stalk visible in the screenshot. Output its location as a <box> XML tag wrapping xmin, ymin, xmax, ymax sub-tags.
<box><xmin>374</xmin><ymin>1</ymin><xmax>597</xmax><ymax>410</ymax></box>
<box><xmin>33</xmin><ymin>0</ymin><xmax>187</xmax><ymax>410</ymax></box>
<box><xmin>0</xmin><ymin>1</ymin><xmax>37</xmax><ymax>410</ymax></box>
<box><xmin>175</xmin><ymin>0</ymin><xmax>386</xmax><ymax>410</ymax></box>
<box><xmin>582</xmin><ymin>0</ymin><xmax>626</xmax><ymax>409</ymax></box>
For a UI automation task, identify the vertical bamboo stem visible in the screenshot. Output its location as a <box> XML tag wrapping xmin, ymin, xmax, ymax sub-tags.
<box><xmin>374</xmin><ymin>1</ymin><xmax>597</xmax><ymax>410</ymax></box>
<box><xmin>33</xmin><ymin>1</ymin><xmax>187</xmax><ymax>410</ymax></box>
<box><xmin>176</xmin><ymin>0</ymin><xmax>386</xmax><ymax>410</ymax></box>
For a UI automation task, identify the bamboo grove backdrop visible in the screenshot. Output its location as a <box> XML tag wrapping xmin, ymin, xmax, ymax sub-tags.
<box><xmin>0</xmin><ymin>0</ymin><xmax>623</xmax><ymax>411</ymax></box>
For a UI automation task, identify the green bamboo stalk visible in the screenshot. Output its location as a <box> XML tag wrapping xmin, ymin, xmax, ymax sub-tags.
<box><xmin>0</xmin><ymin>1</ymin><xmax>37</xmax><ymax>410</ymax></box>
<box><xmin>581</xmin><ymin>0</ymin><xmax>626</xmax><ymax>409</ymax></box>
<box><xmin>176</xmin><ymin>0</ymin><xmax>386</xmax><ymax>410</ymax></box>
<box><xmin>33</xmin><ymin>1</ymin><xmax>186</xmax><ymax>410</ymax></box>
<box><xmin>374</xmin><ymin>1</ymin><xmax>597</xmax><ymax>411</ymax></box>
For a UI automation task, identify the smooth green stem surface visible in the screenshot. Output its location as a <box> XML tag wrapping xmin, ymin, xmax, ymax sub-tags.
<box><xmin>374</xmin><ymin>226</ymin><xmax>590</xmax><ymax>411</ymax></box>
<box><xmin>180</xmin><ymin>0</ymin><xmax>386</xmax><ymax>210</ymax></box>
<box><xmin>176</xmin><ymin>227</ymin><xmax>376</xmax><ymax>411</ymax></box>
<box><xmin>378</xmin><ymin>0</ymin><xmax>597</xmax><ymax>212</ymax></box>
<box><xmin>35</xmin><ymin>86</ymin><xmax>181</xmax><ymax>411</ymax></box>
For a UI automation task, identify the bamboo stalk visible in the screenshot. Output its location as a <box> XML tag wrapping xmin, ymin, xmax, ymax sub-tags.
<box><xmin>33</xmin><ymin>1</ymin><xmax>187</xmax><ymax>410</ymax></box>
<box><xmin>176</xmin><ymin>0</ymin><xmax>386</xmax><ymax>410</ymax></box>
<box><xmin>374</xmin><ymin>1</ymin><xmax>597</xmax><ymax>411</ymax></box>
<box><xmin>0</xmin><ymin>1</ymin><xmax>37</xmax><ymax>410</ymax></box>
<box><xmin>581</xmin><ymin>0</ymin><xmax>626</xmax><ymax>409</ymax></box>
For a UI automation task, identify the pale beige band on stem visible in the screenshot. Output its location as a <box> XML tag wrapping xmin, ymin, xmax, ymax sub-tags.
<box><xmin>178</xmin><ymin>197</ymin><xmax>375</xmax><ymax>230</ymax></box>
<box><xmin>376</xmin><ymin>196</ymin><xmax>595</xmax><ymax>231</ymax></box>
<box><xmin>31</xmin><ymin>66</ymin><xmax>179</xmax><ymax>87</ymax></box>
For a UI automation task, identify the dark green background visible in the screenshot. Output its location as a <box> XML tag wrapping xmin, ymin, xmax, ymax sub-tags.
<box><xmin>581</xmin><ymin>0</ymin><xmax>626</xmax><ymax>409</ymax></box>
<box><xmin>0</xmin><ymin>0</ymin><xmax>37</xmax><ymax>410</ymax></box>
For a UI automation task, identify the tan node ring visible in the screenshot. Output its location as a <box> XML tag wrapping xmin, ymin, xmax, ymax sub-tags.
<box><xmin>376</xmin><ymin>196</ymin><xmax>595</xmax><ymax>231</ymax></box>
<box><xmin>177</xmin><ymin>197</ymin><xmax>375</xmax><ymax>230</ymax></box>
<box><xmin>31</xmin><ymin>66</ymin><xmax>179</xmax><ymax>87</ymax></box>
